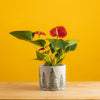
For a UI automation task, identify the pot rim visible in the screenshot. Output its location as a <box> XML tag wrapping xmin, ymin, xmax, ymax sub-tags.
<box><xmin>40</xmin><ymin>64</ymin><xmax>66</xmax><ymax>67</ymax></box>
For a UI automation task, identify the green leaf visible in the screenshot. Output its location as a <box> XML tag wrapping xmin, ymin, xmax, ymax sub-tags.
<box><xmin>10</xmin><ymin>31</ymin><xmax>34</xmax><ymax>40</ymax></box>
<box><xmin>44</xmin><ymin>61</ymin><xmax>52</xmax><ymax>66</ymax></box>
<box><xmin>57</xmin><ymin>57</ymin><xmax>64</xmax><ymax>64</ymax></box>
<box><xmin>46</xmin><ymin>38</ymin><xmax>56</xmax><ymax>43</ymax></box>
<box><xmin>49</xmin><ymin>43</ymin><xmax>56</xmax><ymax>53</ymax></box>
<box><xmin>47</xmin><ymin>38</ymin><xmax>57</xmax><ymax>53</ymax></box>
<box><xmin>56</xmin><ymin>39</ymin><xmax>68</xmax><ymax>50</ymax></box>
<box><xmin>30</xmin><ymin>39</ymin><xmax>46</xmax><ymax>47</ymax></box>
<box><xmin>65</xmin><ymin>44</ymin><xmax>77</xmax><ymax>52</ymax></box>
<box><xmin>66</xmin><ymin>40</ymin><xmax>79</xmax><ymax>47</ymax></box>
<box><xmin>55</xmin><ymin>49</ymin><xmax>63</xmax><ymax>58</ymax></box>
<box><xmin>36</xmin><ymin>51</ymin><xmax>45</xmax><ymax>60</ymax></box>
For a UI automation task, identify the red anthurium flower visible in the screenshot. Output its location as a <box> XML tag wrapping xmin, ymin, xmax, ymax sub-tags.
<box><xmin>38</xmin><ymin>47</ymin><xmax>47</xmax><ymax>51</ymax></box>
<box><xmin>50</xmin><ymin>26</ymin><xmax>67</xmax><ymax>38</ymax></box>
<box><xmin>34</xmin><ymin>31</ymin><xmax>46</xmax><ymax>35</ymax></box>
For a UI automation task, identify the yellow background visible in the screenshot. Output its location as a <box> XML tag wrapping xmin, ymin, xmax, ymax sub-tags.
<box><xmin>0</xmin><ymin>0</ymin><xmax>100</xmax><ymax>81</ymax></box>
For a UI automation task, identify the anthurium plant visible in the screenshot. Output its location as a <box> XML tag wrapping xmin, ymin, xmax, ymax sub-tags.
<box><xmin>10</xmin><ymin>26</ymin><xmax>78</xmax><ymax>66</ymax></box>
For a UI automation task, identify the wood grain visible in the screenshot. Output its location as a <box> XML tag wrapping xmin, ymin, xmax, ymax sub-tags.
<box><xmin>0</xmin><ymin>82</ymin><xmax>100</xmax><ymax>99</ymax></box>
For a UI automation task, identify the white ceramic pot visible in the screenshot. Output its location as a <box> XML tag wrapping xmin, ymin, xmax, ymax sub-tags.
<box><xmin>39</xmin><ymin>64</ymin><xmax>66</xmax><ymax>91</ymax></box>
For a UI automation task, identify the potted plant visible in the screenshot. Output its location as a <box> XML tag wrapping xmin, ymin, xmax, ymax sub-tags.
<box><xmin>10</xmin><ymin>26</ymin><xmax>78</xmax><ymax>91</ymax></box>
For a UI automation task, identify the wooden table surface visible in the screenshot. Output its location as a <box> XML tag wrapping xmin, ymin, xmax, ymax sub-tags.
<box><xmin>0</xmin><ymin>82</ymin><xmax>100</xmax><ymax>99</ymax></box>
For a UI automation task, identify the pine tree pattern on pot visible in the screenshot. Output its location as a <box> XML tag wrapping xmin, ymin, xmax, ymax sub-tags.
<box><xmin>39</xmin><ymin>64</ymin><xmax>66</xmax><ymax>91</ymax></box>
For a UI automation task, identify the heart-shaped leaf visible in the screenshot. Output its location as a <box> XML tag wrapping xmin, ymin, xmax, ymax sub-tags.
<box><xmin>46</xmin><ymin>38</ymin><xmax>56</xmax><ymax>43</ymax></box>
<box><xmin>30</xmin><ymin>39</ymin><xmax>46</xmax><ymax>47</ymax></box>
<box><xmin>49</xmin><ymin>43</ymin><xmax>56</xmax><ymax>53</ymax></box>
<box><xmin>36</xmin><ymin>51</ymin><xmax>45</xmax><ymax>60</ymax></box>
<box><xmin>65</xmin><ymin>44</ymin><xmax>77</xmax><ymax>52</ymax></box>
<box><xmin>10</xmin><ymin>31</ymin><xmax>34</xmax><ymax>40</ymax></box>
<box><xmin>66</xmin><ymin>40</ymin><xmax>79</xmax><ymax>47</ymax></box>
<box><xmin>55</xmin><ymin>49</ymin><xmax>63</xmax><ymax>58</ymax></box>
<box><xmin>56</xmin><ymin>39</ymin><xmax>68</xmax><ymax>50</ymax></box>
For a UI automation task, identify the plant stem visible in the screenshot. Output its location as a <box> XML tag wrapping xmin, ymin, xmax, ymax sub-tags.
<box><xmin>43</xmin><ymin>49</ymin><xmax>49</xmax><ymax>62</ymax></box>
<box><xmin>38</xmin><ymin>27</ymin><xmax>41</xmax><ymax>39</ymax></box>
<box><xmin>53</xmin><ymin>27</ymin><xmax>59</xmax><ymax>66</ymax></box>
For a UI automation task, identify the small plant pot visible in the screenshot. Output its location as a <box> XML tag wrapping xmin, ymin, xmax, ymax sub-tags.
<box><xmin>39</xmin><ymin>64</ymin><xmax>66</xmax><ymax>91</ymax></box>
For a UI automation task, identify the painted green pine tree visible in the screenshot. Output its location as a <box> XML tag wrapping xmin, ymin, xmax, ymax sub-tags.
<box><xmin>60</xmin><ymin>74</ymin><xmax>64</xmax><ymax>88</ymax></box>
<box><xmin>39</xmin><ymin>69</ymin><xmax>42</xmax><ymax>88</ymax></box>
<box><xmin>42</xmin><ymin>72</ymin><xmax>47</xmax><ymax>88</ymax></box>
<box><xmin>48</xmin><ymin>68</ymin><xmax>58</xmax><ymax>89</ymax></box>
